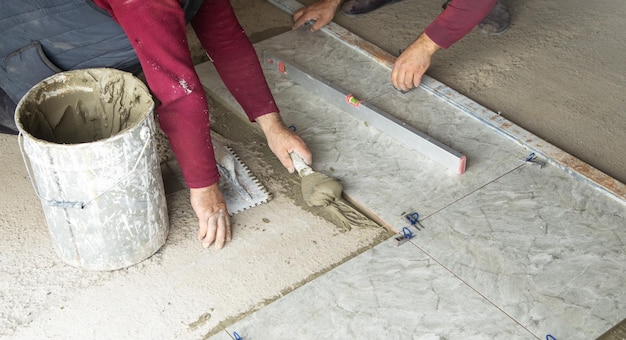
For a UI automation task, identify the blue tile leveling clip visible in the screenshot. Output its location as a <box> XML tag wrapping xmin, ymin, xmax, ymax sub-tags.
<box><xmin>402</xmin><ymin>227</ymin><xmax>414</xmax><ymax>239</ymax></box>
<box><xmin>394</xmin><ymin>210</ymin><xmax>421</xmax><ymax>246</ymax></box>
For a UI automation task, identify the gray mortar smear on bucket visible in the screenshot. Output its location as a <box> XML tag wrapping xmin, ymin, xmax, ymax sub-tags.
<box><xmin>15</xmin><ymin>68</ymin><xmax>169</xmax><ymax>271</ymax></box>
<box><xmin>18</xmin><ymin>69</ymin><xmax>145</xmax><ymax>144</ymax></box>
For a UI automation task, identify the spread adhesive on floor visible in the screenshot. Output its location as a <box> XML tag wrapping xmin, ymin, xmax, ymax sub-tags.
<box><xmin>292</xmin><ymin>153</ymin><xmax>381</xmax><ymax>232</ymax></box>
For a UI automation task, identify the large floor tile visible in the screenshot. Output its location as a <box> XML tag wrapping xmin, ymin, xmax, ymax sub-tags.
<box><xmin>412</xmin><ymin>163</ymin><xmax>626</xmax><ymax>340</ymax></box>
<box><xmin>210</xmin><ymin>238</ymin><xmax>535</xmax><ymax>339</ymax></box>
<box><xmin>199</xmin><ymin>27</ymin><xmax>625</xmax><ymax>340</ymax></box>
<box><xmin>257</xmin><ymin>29</ymin><xmax>394</xmax><ymax>102</ymax></box>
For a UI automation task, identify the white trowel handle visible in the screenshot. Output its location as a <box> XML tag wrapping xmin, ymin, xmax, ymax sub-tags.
<box><xmin>289</xmin><ymin>152</ymin><xmax>313</xmax><ymax>177</ymax></box>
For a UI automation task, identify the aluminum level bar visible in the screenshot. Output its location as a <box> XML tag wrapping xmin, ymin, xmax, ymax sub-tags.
<box><xmin>263</xmin><ymin>50</ymin><xmax>467</xmax><ymax>174</ymax></box>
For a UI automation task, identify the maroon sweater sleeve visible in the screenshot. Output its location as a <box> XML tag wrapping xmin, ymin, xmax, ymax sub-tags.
<box><xmin>424</xmin><ymin>0</ymin><xmax>497</xmax><ymax>49</ymax></box>
<box><xmin>191</xmin><ymin>0</ymin><xmax>280</xmax><ymax>122</ymax></box>
<box><xmin>93</xmin><ymin>0</ymin><xmax>279</xmax><ymax>188</ymax></box>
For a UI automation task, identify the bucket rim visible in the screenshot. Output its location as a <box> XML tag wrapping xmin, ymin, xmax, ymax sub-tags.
<box><xmin>14</xmin><ymin>68</ymin><xmax>155</xmax><ymax>148</ymax></box>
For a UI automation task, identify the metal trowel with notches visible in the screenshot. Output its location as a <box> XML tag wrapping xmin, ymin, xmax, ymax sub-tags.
<box><xmin>161</xmin><ymin>133</ymin><xmax>270</xmax><ymax>214</ymax></box>
<box><xmin>212</xmin><ymin>136</ymin><xmax>271</xmax><ymax>215</ymax></box>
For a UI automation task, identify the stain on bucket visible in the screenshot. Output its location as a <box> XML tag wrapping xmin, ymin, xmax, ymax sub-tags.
<box><xmin>15</xmin><ymin>68</ymin><xmax>169</xmax><ymax>271</ymax></box>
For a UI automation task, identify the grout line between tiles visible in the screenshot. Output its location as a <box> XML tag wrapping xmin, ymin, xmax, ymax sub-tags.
<box><xmin>405</xmin><ymin>240</ymin><xmax>541</xmax><ymax>339</ymax></box>
<box><xmin>420</xmin><ymin>162</ymin><xmax>526</xmax><ymax>223</ymax></box>
<box><xmin>406</xmin><ymin>162</ymin><xmax>546</xmax><ymax>338</ymax></box>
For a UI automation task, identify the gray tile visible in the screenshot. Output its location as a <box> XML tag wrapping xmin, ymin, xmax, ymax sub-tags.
<box><xmin>413</xmin><ymin>164</ymin><xmax>626</xmax><ymax>340</ymax></box>
<box><xmin>212</xmin><ymin>238</ymin><xmax>534</xmax><ymax>339</ymax></box>
<box><xmin>199</xmin><ymin>29</ymin><xmax>625</xmax><ymax>340</ymax></box>
<box><xmin>258</xmin><ymin>29</ymin><xmax>393</xmax><ymax>102</ymax></box>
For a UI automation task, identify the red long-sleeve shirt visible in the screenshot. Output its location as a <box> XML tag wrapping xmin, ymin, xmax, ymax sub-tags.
<box><xmin>93</xmin><ymin>0</ymin><xmax>279</xmax><ymax>188</ymax></box>
<box><xmin>425</xmin><ymin>0</ymin><xmax>497</xmax><ymax>49</ymax></box>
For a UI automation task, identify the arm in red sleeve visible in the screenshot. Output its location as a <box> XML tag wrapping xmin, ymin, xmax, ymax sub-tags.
<box><xmin>424</xmin><ymin>0</ymin><xmax>497</xmax><ymax>49</ymax></box>
<box><xmin>190</xmin><ymin>0</ymin><xmax>280</xmax><ymax>122</ymax></box>
<box><xmin>93</xmin><ymin>0</ymin><xmax>219</xmax><ymax>188</ymax></box>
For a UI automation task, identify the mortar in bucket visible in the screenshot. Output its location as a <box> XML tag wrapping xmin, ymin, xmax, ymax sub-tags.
<box><xmin>15</xmin><ymin>68</ymin><xmax>169</xmax><ymax>271</ymax></box>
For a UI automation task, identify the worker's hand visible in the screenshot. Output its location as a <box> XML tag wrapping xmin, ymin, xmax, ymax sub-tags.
<box><xmin>190</xmin><ymin>183</ymin><xmax>231</xmax><ymax>249</ymax></box>
<box><xmin>256</xmin><ymin>112</ymin><xmax>313</xmax><ymax>173</ymax></box>
<box><xmin>292</xmin><ymin>0</ymin><xmax>342</xmax><ymax>31</ymax></box>
<box><xmin>391</xmin><ymin>33</ymin><xmax>441</xmax><ymax>92</ymax></box>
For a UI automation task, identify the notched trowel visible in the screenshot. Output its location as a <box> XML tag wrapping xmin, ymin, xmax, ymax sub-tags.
<box><xmin>213</xmin><ymin>138</ymin><xmax>271</xmax><ymax>215</ymax></box>
<box><xmin>160</xmin><ymin>132</ymin><xmax>270</xmax><ymax>215</ymax></box>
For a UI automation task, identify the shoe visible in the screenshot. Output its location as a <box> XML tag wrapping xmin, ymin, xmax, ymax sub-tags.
<box><xmin>341</xmin><ymin>0</ymin><xmax>404</xmax><ymax>16</ymax></box>
<box><xmin>478</xmin><ymin>0</ymin><xmax>511</xmax><ymax>35</ymax></box>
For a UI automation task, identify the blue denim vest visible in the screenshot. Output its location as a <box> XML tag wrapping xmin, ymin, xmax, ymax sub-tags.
<box><xmin>0</xmin><ymin>0</ymin><xmax>203</xmax><ymax>105</ymax></box>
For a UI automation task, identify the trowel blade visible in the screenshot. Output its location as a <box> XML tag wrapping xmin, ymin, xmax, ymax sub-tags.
<box><xmin>213</xmin><ymin>138</ymin><xmax>271</xmax><ymax>215</ymax></box>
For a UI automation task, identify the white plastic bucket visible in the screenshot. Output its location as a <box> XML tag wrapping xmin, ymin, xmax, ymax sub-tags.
<box><xmin>15</xmin><ymin>68</ymin><xmax>169</xmax><ymax>271</ymax></box>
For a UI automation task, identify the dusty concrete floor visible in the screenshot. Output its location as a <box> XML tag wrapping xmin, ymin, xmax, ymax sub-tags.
<box><xmin>202</xmin><ymin>0</ymin><xmax>625</xmax><ymax>185</ymax></box>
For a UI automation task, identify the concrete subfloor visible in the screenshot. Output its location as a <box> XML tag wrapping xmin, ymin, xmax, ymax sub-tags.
<box><xmin>1</xmin><ymin>0</ymin><xmax>625</xmax><ymax>339</ymax></box>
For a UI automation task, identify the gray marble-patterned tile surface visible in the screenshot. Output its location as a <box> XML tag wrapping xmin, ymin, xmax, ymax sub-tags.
<box><xmin>412</xmin><ymin>163</ymin><xmax>626</xmax><ymax>340</ymax></box>
<box><xmin>210</xmin><ymin>238</ymin><xmax>535</xmax><ymax>340</ymax></box>
<box><xmin>196</xmin><ymin>26</ymin><xmax>626</xmax><ymax>340</ymax></box>
<box><xmin>258</xmin><ymin>28</ymin><xmax>393</xmax><ymax>102</ymax></box>
<box><xmin>198</xmin><ymin>41</ymin><xmax>527</xmax><ymax>231</ymax></box>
